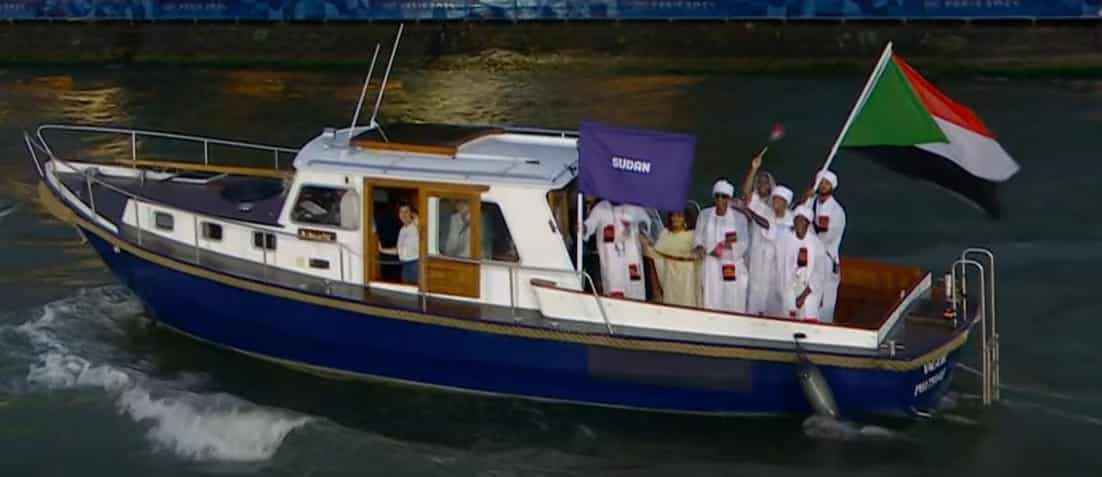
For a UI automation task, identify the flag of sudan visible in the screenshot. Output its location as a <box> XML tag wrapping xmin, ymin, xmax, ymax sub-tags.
<box><xmin>838</xmin><ymin>44</ymin><xmax>1020</xmax><ymax>217</ymax></box>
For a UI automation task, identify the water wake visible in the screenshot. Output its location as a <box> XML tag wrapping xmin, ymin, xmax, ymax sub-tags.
<box><xmin>801</xmin><ymin>415</ymin><xmax>912</xmax><ymax>442</ymax></box>
<box><xmin>5</xmin><ymin>287</ymin><xmax>312</xmax><ymax>463</ymax></box>
<box><xmin>0</xmin><ymin>199</ymin><xmax>18</xmax><ymax>222</ymax></box>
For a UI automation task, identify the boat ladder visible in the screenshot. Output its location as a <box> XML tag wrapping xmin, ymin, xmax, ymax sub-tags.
<box><xmin>947</xmin><ymin>247</ymin><xmax>1000</xmax><ymax>406</ymax></box>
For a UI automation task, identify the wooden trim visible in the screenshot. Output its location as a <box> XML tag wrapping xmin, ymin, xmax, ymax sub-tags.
<box><xmin>113</xmin><ymin>159</ymin><xmax>290</xmax><ymax>178</ymax></box>
<box><xmin>354</xmin><ymin>140</ymin><xmax>458</xmax><ymax>157</ymax></box>
<box><xmin>363</xmin><ymin>178</ymin><xmax>374</xmax><ymax>286</ymax></box>
<box><xmin>366</xmin><ymin>178</ymin><xmax>489</xmax><ymax>195</ymax></box>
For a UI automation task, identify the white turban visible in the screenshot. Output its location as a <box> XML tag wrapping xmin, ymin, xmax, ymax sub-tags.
<box><xmin>771</xmin><ymin>185</ymin><xmax>794</xmax><ymax>205</ymax></box>
<box><xmin>794</xmin><ymin>205</ymin><xmax>814</xmax><ymax>222</ymax></box>
<box><xmin>712</xmin><ymin>179</ymin><xmax>735</xmax><ymax>197</ymax></box>
<box><xmin>816</xmin><ymin>170</ymin><xmax>838</xmax><ymax>190</ymax></box>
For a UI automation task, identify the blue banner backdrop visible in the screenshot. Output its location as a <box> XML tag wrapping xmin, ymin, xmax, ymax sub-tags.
<box><xmin>0</xmin><ymin>0</ymin><xmax>1098</xmax><ymax>20</ymax></box>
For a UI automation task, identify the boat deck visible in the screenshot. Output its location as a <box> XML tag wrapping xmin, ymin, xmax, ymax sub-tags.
<box><xmin>58</xmin><ymin>171</ymin><xmax>288</xmax><ymax>227</ymax></box>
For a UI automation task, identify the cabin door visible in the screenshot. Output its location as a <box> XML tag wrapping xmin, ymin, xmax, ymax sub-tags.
<box><xmin>423</xmin><ymin>190</ymin><xmax>481</xmax><ymax>298</ymax></box>
<box><xmin>363</xmin><ymin>179</ymin><xmax>484</xmax><ymax>298</ymax></box>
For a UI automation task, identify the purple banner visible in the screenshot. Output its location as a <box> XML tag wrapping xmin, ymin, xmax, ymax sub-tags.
<box><xmin>578</xmin><ymin>120</ymin><xmax>696</xmax><ymax>212</ymax></box>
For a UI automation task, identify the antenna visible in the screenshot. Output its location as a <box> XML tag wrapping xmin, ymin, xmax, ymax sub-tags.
<box><xmin>368</xmin><ymin>23</ymin><xmax>404</xmax><ymax>134</ymax></box>
<box><xmin>348</xmin><ymin>43</ymin><xmax>382</xmax><ymax>141</ymax></box>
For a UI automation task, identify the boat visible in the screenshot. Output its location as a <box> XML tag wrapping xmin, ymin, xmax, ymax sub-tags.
<box><xmin>21</xmin><ymin>35</ymin><xmax>1002</xmax><ymax>419</ymax></box>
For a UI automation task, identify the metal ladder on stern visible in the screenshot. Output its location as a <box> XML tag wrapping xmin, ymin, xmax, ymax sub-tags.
<box><xmin>948</xmin><ymin>247</ymin><xmax>1000</xmax><ymax>406</ymax></box>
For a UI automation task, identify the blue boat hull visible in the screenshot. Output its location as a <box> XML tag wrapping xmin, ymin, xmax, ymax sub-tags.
<box><xmin>79</xmin><ymin>229</ymin><xmax>962</xmax><ymax>418</ymax></box>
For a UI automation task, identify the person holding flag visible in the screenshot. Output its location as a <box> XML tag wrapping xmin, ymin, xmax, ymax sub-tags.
<box><xmin>793</xmin><ymin>42</ymin><xmax>1023</xmax><ymax>321</ymax></box>
<box><xmin>583</xmin><ymin>199</ymin><xmax>650</xmax><ymax>300</ymax></box>
<box><xmin>803</xmin><ymin>170</ymin><xmax>845</xmax><ymax>323</ymax></box>
<box><xmin>694</xmin><ymin>179</ymin><xmax>751</xmax><ymax>313</ymax></box>
<box><xmin>745</xmin><ymin>184</ymin><xmax>794</xmax><ymax>317</ymax></box>
<box><xmin>741</xmin><ymin>154</ymin><xmax>776</xmax><ymax>220</ymax></box>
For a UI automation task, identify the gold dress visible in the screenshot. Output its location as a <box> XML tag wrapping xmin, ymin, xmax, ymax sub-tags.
<box><xmin>646</xmin><ymin>229</ymin><xmax>701</xmax><ymax>308</ymax></box>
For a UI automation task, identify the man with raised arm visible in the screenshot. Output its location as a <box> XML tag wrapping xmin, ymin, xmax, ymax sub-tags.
<box><xmin>746</xmin><ymin>185</ymin><xmax>794</xmax><ymax>317</ymax></box>
<box><xmin>799</xmin><ymin>170</ymin><xmax>846</xmax><ymax>323</ymax></box>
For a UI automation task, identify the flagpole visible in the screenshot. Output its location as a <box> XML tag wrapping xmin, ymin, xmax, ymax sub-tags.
<box><xmin>820</xmin><ymin>42</ymin><xmax>895</xmax><ymax>173</ymax></box>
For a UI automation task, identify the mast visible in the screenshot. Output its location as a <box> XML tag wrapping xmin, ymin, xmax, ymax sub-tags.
<box><xmin>368</xmin><ymin>24</ymin><xmax>405</xmax><ymax>133</ymax></box>
<box><xmin>348</xmin><ymin>43</ymin><xmax>382</xmax><ymax>141</ymax></box>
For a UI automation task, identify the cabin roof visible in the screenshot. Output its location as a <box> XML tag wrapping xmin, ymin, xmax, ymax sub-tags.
<box><xmin>293</xmin><ymin>122</ymin><xmax>579</xmax><ymax>189</ymax></box>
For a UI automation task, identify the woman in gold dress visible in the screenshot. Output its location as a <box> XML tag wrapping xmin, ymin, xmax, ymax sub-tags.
<box><xmin>644</xmin><ymin>208</ymin><xmax>700</xmax><ymax>307</ymax></box>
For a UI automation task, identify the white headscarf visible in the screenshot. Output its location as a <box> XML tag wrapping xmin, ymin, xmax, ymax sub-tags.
<box><xmin>712</xmin><ymin>179</ymin><xmax>735</xmax><ymax>197</ymax></box>
<box><xmin>771</xmin><ymin>185</ymin><xmax>794</xmax><ymax>205</ymax></box>
<box><xmin>794</xmin><ymin>205</ymin><xmax>814</xmax><ymax>223</ymax></box>
<box><xmin>816</xmin><ymin>170</ymin><xmax>838</xmax><ymax>191</ymax></box>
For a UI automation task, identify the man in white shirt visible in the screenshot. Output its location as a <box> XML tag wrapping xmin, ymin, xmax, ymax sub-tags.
<box><xmin>583</xmin><ymin>200</ymin><xmax>650</xmax><ymax>300</ymax></box>
<box><xmin>777</xmin><ymin>206</ymin><xmax>827</xmax><ymax>321</ymax></box>
<box><xmin>379</xmin><ymin>203</ymin><xmax>420</xmax><ymax>285</ymax></box>
<box><xmin>693</xmin><ymin>179</ymin><xmax>751</xmax><ymax>313</ymax></box>
<box><xmin>806</xmin><ymin>170</ymin><xmax>846</xmax><ymax>323</ymax></box>
<box><xmin>745</xmin><ymin>185</ymin><xmax>794</xmax><ymax>317</ymax></box>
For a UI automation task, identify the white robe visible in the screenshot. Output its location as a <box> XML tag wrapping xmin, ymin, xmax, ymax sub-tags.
<box><xmin>748</xmin><ymin>208</ymin><xmax>792</xmax><ymax>317</ymax></box>
<box><xmin>583</xmin><ymin>201</ymin><xmax>649</xmax><ymax>300</ymax></box>
<box><xmin>807</xmin><ymin>195</ymin><xmax>846</xmax><ymax>323</ymax></box>
<box><xmin>748</xmin><ymin>193</ymin><xmax>771</xmax><ymax>220</ymax></box>
<box><xmin>776</xmin><ymin>228</ymin><xmax>827</xmax><ymax>321</ymax></box>
<box><xmin>694</xmin><ymin>206</ymin><xmax>750</xmax><ymax>313</ymax></box>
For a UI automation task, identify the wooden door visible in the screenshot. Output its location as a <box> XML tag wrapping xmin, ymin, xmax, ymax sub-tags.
<box><xmin>363</xmin><ymin>179</ymin><xmax>486</xmax><ymax>298</ymax></box>
<box><xmin>423</xmin><ymin>189</ymin><xmax>481</xmax><ymax>298</ymax></box>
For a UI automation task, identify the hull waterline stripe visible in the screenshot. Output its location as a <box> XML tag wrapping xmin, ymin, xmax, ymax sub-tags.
<box><xmin>36</xmin><ymin>181</ymin><xmax>970</xmax><ymax>371</ymax></box>
<box><xmin>157</xmin><ymin>321</ymin><xmax>779</xmax><ymax>417</ymax></box>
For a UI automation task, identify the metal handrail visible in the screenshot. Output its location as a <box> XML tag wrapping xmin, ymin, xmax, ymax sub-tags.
<box><xmin>963</xmin><ymin>247</ymin><xmax>999</xmax><ymax>401</ymax></box>
<box><xmin>427</xmin><ymin>253</ymin><xmax>614</xmax><ymax>335</ymax></box>
<box><xmin>953</xmin><ymin>258</ymin><xmax>991</xmax><ymax>405</ymax></box>
<box><xmin>36</xmin><ymin>124</ymin><xmax>300</xmax><ymax>169</ymax></box>
<box><xmin>27</xmin><ymin>133</ymin><xmax>361</xmax><ymax>284</ymax></box>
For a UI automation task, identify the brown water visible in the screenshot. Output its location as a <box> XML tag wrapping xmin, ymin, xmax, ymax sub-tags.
<box><xmin>0</xmin><ymin>65</ymin><xmax>1100</xmax><ymax>476</ymax></box>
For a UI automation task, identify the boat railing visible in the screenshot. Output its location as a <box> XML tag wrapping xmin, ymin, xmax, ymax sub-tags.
<box><xmin>951</xmin><ymin>248</ymin><xmax>1000</xmax><ymax>406</ymax></box>
<box><xmin>26</xmin><ymin>131</ymin><xmax>360</xmax><ymax>285</ymax></box>
<box><xmin>28</xmin><ymin>131</ymin><xmax>615</xmax><ymax>334</ymax></box>
<box><xmin>425</xmin><ymin>254</ymin><xmax>614</xmax><ymax>335</ymax></box>
<box><xmin>36</xmin><ymin>124</ymin><xmax>300</xmax><ymax>176</ymax></box>
<box><xmin>27</xmin><ymin>127</ymin><xmax>618</xmax><ymax>335</ymax></box>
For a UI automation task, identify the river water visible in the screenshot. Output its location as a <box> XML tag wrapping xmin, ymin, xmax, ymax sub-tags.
<box><xmin>0</xmin><ymin>65</ymin><xmax>1099</xmax><ymax>476</ymax></box>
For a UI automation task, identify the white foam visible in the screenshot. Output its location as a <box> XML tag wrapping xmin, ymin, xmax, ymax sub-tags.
<box><xmin>801</xmin><ymin>415</ymin><xmax>911</xmax><ymax>442</ymax></box>
<box><xmin>10</xmin><ymin>287</ymin><xmax>312</xmax><ymax>463</ymax></box>
<box><xmin>118</xmin><ymin>388</ymin><xmax>310</xmax><ymax>462</ymax></box>
<box><xmin>26</xmin><ymin>352</ymin><xmax>132</xmax><ymax>390</ymax></box>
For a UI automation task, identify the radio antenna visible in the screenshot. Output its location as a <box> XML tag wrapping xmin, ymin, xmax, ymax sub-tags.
<box><xmin>368</xmin><ymin>23</ymin><xmax>404</xmax><ymax>135</ymax></box>
<box><xmin>348</xmin><ymin>43</ymin><xmax>382</xmax><ymax>142</ymax></box>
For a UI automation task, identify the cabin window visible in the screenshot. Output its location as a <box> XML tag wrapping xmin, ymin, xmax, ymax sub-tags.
<box><xmin>291</xmin><ymin>185</ymin><xmax>359</xmax><ymax>230</ymax></box>
<box><xmin>547</xmin><ymin>181</ymin><xmax>577</xmax><ymax>267</ymax></box>
<box><xmin>201</xmin><ymin>222</ymin><xmax>223</xmax><ymax>241</ymax></box>
<box><xmin>154</xmin><ymin>211</ymin><xmax>174</xmax><ymax>231</ymax></box>
<box><xmin>481</xmin><ymin>203</ymin><xmax>518</xmax><ymax>262</ymax></box>
<box><xmin>253</xmin><ymin>231</ymin><xmax>277</xmax><ymax>250</ymax></box>
<box><xmin>433</xmin><ymin>200</ymin><xmax>517</xmax><ymax>262</ymax></box>
<box><xmin>437</xmin><ymin>197</ymin><xmax>474</xmax><ymax>259</ymax></box>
